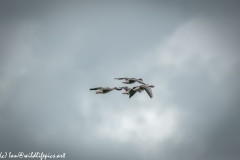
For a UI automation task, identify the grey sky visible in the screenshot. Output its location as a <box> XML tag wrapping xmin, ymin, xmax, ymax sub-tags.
<box><xmin>0</xmin><ymin>0</ymin><xmax>240</xmax><ymax>160</ymax></box>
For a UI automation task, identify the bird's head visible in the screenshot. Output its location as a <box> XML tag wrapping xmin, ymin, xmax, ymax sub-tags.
<box><xmin>149</xmin><ymin>85</ymin><xmax>155</xmax><ymax>88</ymax></box>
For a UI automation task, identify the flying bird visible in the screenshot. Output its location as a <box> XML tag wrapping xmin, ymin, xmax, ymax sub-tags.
<box><xmin>129</xmin><ymin>84</ymin><xmax>155</xmax><ymax>98</ymax></box>
<box><xmin>90</xmin><ymin>78</ymin><xmax>155</xmax><ymax>99</ymax></box>
<box><xmin>114</xmin><ymin>77</ymin><xmax>145</xmax><ymax>84</ymax></box>
<box><xmin>90</xmin><ymin>87</ymin><xmax>120</xmax><ymax>94</ymax></box>
<box><xmin>115</xmin><ymin>86</ymin><xmax>132</xmax><ymax>95</ymax></box>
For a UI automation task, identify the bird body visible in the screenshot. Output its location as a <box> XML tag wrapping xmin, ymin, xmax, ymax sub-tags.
<box><xmin>115</xmin><ymin>86</ymin><xmax>133</xmax><ymax>95</ymax></box>
<box><xmin>129</xmin><ymin>84</ymin><xmax>155</xmax><ymax>98</ymax></box>
<box><xmin>115</xmin><ymin>86</ymin><xmax>131</xmax><ymax>91</ymax></box>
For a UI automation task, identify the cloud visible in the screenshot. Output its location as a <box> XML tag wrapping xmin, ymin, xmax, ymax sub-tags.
<box><xmin>0</xmin><ymin>1</ymin><xmax>240</xmax><ymax>160</ymax></box>
<box><xmin>142</xmin><ymin>17</ymin><xmax>240</xmax><ymax>85</ymax></box>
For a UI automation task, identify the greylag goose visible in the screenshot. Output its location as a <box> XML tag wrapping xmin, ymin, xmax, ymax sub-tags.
<box><xmin>115</xmin><ymin>86</ymin><xmax>132</xmax><ymax>95</ymax></box>
<box><xmin>129</xmin><ymin>84</ymin><xmax>155</xmax><ymax>98</ymax></box>
<box><xmin>90</xmin><ymin>87</ymin><xmax>119</xmax><ymax>94</ymax></box>
<box><xmin>114</xmin><ymin>77</ymin><xmax>145</xmax><ymax>84</ymax></box>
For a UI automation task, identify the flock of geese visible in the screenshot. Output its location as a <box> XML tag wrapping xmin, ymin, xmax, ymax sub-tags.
<box><xmin>90</xmin><ymin>78</ymin><xmax>155</xmax><ymax>98</ymax></box>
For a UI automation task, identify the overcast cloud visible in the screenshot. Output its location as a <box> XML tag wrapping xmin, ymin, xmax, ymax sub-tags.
<box><xmin>0</xmin><ymin>0</ymin><xmax>240</xmax><ymax>160</ymax></box>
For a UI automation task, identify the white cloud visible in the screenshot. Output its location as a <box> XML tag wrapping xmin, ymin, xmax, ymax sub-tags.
<box><xmin>95</xmin><ymin>103</ymin><xmax>179</xmax><ymax>146</ymax></box>
<box><xmin>153</xmin><ymin>17</ymin><xmax>240</xmax><ymax>84</ymax></box>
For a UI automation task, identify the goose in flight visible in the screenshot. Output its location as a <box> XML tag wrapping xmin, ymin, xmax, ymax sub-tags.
<box><xmin>114</xmin><ymin>77</ymin><xmax>145</xmax><ymax>84</ymax></box>
<box><xmin>90</xmin><ymin>87</ymin><xmax>120</xmax><ymax>94</ymax></box>
<box><xmin>115</xmin><ymin>86</ymin><xmax>132</xmax><ymax>95</ymax></box>
<box><xmin>129</xmin><ymin>84</ymin><xmax>155</xmax><ymax>98</ymax></box>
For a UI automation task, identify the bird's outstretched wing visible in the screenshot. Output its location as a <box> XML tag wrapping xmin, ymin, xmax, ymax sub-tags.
<box><xmin>135</xmin><ymin>79</ymin><xmax>146</xmax><ymax>85</ymax></box>
<box><xmin>129</xmin><ymin>89</ymin><xmax>137</xmax><ymax>98</ymax></box>
<box><xmin>114</xmin><ymin>78</ymin><xmax>128</xmax><ymax>80</ymax></box>
<box><xmin>141</xmin><ymin>86</ymin><xmax>153</xmax><ymax>98</ymax></box>
<box><xmin>129</xmin><ymin>87</ymin><xmax>139</xmax><ymax>98</ymax></box>
<box><xmin>90</xmin><ymin>87</ymin><xmax>101</xmax><ymax>90</ymax></box>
